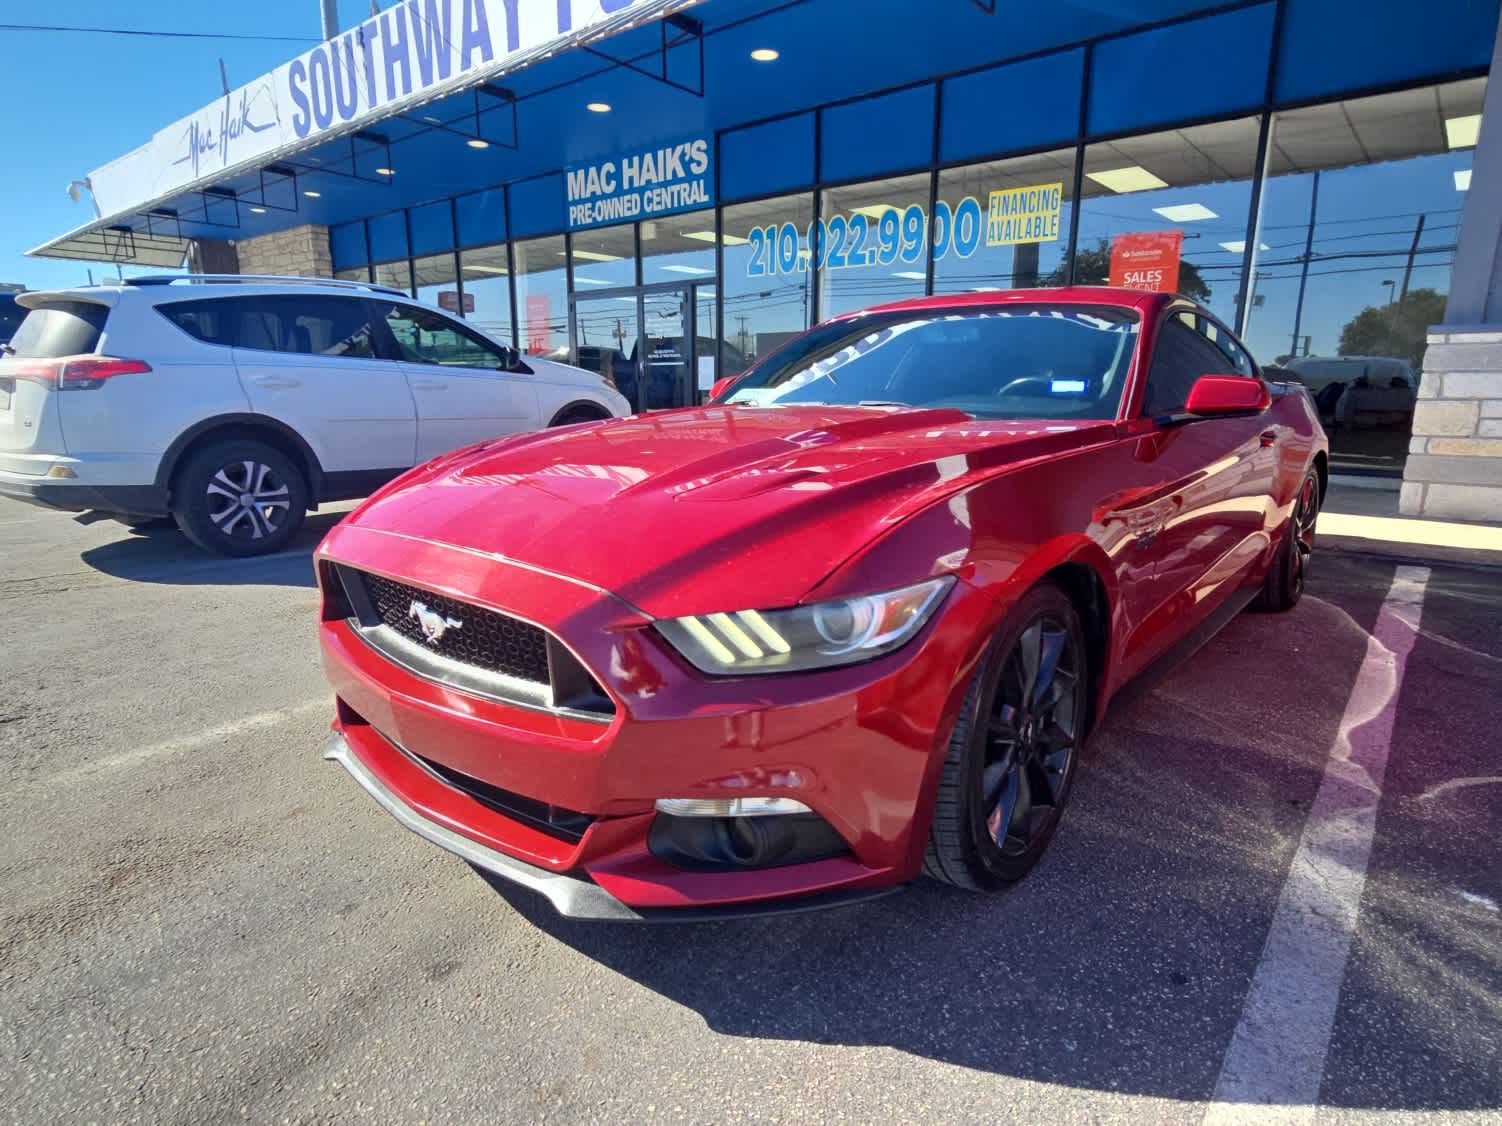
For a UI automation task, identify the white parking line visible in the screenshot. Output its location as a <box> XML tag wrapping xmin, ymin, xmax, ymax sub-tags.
<box><xmin>30</xmin><ymin>700</ymin><xmax>329</xmax><ymax>790</ymax></box>
<box><xmin>1203</xmin><ymin>565</ymin><xmax>1430</xmax><ymax>1124</ymax></box>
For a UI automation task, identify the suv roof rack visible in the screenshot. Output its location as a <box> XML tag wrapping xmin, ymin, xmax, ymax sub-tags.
<box><xmin>124</xmin><ymin>274</ymin><xmax>408</xmax><ymax>297</ymax></box>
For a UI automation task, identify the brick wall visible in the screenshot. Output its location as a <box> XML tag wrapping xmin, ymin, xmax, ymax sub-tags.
<box><xmin>232</xmin><ymin>224</ymin><xmax>333</xmax><ymax>278</ymax></box>
<box><xmin>1401</xmin><ymin>328</ymin><xmax>1502</xmax><ymax>522</ymax></box>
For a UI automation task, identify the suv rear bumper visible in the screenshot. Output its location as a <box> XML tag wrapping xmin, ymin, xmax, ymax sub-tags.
<box><xmin>0</xmin><ymin>470</ymin><xmax>168</xmax><ymax>516</ymax></box>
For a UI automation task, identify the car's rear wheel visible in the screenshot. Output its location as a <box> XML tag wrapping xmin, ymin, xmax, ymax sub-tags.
<box><xmin>924</xmin><ymin>581</ymin><xmax>1087</xmax><ymax>890</ymax></box>
<box><xmin>171</xmin><ymin>439</ymin><xmax>308</xmax><ymax>557</ymax></box>
<box><xmin>1252</xmin><ymin>468</ymin><xmax>1320</xmax><ymax>612</ymax></box>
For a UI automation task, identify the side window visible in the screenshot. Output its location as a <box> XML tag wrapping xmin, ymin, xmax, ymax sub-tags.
<box><xmin>1200</xmin><ymin>317</ymin><xmax>1256</xmax><ymax>376</ymax></box>
<box><xmin>162</xmin><ymin>295</ymin><xmax>380</xmax><ymax>359</ymax></box>
<box><xmin>378</xmin><ymin>303</ymin><xmax>507</xmax><ymax>370</ymax></box>
<box><xmin>1144</xmin><ymin>314</ymin><xmax>1235</xmax><ymax>415</ymax></box>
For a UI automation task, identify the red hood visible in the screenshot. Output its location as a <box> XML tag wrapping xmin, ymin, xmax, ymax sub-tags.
<box><xmin>343</xmin><ymin>406</ymin><xmax>1116</xmax><ymax>618</ymax></box>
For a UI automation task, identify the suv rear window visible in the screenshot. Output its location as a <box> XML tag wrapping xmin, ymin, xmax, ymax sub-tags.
<box><xmin>159</xmin><ymin>295</ymin><xmax>380</xmax><ymax>359</ymax></box>
<box><xmin>6</xmin><ymin>300</ymin><xmax>109</xmax><ymax>358</ymax></box>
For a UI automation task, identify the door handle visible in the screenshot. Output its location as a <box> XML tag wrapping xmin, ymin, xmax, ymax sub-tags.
<box><xmin>410</xmin><ymin>379</ymin><xmax>447</xmax><ymax>391</ymax></box>
<box><xmin>252</xmin><ymin>376</ymin><xmax>301</xmax><ymax>389</ymax></box>
<box><xmin>1259</xmin><ymin>429</ymin><xmax>1278</xmax><ymax>448</ymax></box>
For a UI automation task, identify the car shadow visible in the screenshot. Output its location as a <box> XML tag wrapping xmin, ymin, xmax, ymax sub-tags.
<box><xmin>474</xmin><ymin>567</ymin><xmax>1498</xmax><ymax>1111</ymax></box>
<box><xmin>78</xmin><ymin>510</ymin><xmax>349</xmax><ymax>588</ymax></box>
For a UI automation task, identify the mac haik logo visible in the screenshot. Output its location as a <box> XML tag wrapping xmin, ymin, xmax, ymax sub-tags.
<box><xmin>172</xmin><ymin>85</ymin><xmax>278</xmax><ymax>178</ymax></box>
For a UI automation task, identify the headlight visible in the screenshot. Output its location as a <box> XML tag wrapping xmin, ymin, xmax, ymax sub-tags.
<box><xmin>655</xmin><ymin>576</ymin><xmax>954</xmax><ymax>675</ymax></box>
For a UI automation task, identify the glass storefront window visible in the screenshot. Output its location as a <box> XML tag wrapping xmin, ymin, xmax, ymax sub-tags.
<box><xmin>933</xmin><ymin>148</ymin><xmax>1076</xmax><ymax>295</ymax></box>
<box><xmin>413</xmin><ymin>252</ymin><xmax>458</xmax><ymax>312</ymax></box>
<box><xmin>372</xmin><ymin>259</ymin><xmax>412</xmax><ymax>295</ymax></box>
<box><xmin>818</xmin><ymin>173</ymin><xmax>932</xmax><ymax>318</ymax></box>
<box><xmin>512</xmin><ymin>235</ymin><xmax>569</xmax><ymax>356</ymax></box>
<box><xmin>640</xmin><ymin>209</ymin><xmax>716</xmax><ymax>285</ymax></box>
<box><xmin>720</xmin><ymin>193</ymin><xmax>815</xmax><ymax>375</ymax></box>
<box><xmin>334</xmin><ymin>266</ymin><xmax>371</xmax><ymax>283</ymax></box>
<box><xmin>570</xmin><ymin>224</ymin><xmax>637</xmax><ymax>290</ymax></box>
<box><xmin>1243</xmin><ymin>79</ymin><xmax>1485</xmax><ymax>474</ymax></box>
<box><xmin>459</xmin><ymin>243</ymin><xmax>513</xmax><ymax>346</ymax></box>
<box><xmin>1076</xmin><ymin>116</ymin><xmax>1261</xmax><ymax>329</ymax></box>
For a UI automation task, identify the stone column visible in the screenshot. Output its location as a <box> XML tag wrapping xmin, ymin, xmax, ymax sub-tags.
<box><xmin>1401</xmin><ymin>8</ymin><xmax>1502</xmax><ymax>522</ymax></box>
<box><xmin>230</xmin><ymin>225</ymin><xmax>334</xmax><ymax>279</ymax></box>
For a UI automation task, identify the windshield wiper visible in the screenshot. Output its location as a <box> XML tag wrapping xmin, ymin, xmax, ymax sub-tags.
<box><xmin>856</xmin><ymin>400</ymin><xmax>911</xmax><ymax>408</ymax></box>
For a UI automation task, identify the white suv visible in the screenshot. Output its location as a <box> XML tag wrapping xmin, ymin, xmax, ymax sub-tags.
<box><xmin>0</xmin><ymin>275</ymin><xmax>629</xmax><ymax>555</ymax></box>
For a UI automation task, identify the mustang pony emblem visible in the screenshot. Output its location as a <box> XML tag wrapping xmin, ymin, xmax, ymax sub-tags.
<box><xmin>408</xmin><ymin>600</ymin><xmax>462</xmax><ymax>645</ymax></box>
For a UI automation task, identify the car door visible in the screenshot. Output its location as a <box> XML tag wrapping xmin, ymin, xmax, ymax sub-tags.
<box><xmin>226</xmin><ymin>294</ymin><xmax>416</xmax><ymax>474</ymax></box>
<box><xmin>1124</xmin><ymin>309</ymin><xmax>1273</xmax><ymax>662</ymax></box>
<box><xmin>372</xmin><ymin>300</ymin><xmax>540</xmax><ymax>462</ymax></box>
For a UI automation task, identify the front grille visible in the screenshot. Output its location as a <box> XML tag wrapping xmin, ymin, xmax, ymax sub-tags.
<box><xmin>335</xmin><ymin>566</ymin><xmax>614</xmax><ymax>719</ymax></box>
<box><xmin>361</xmin><ymin>571</ymin><xmax>551</xmax><ymax>684</ymax></box>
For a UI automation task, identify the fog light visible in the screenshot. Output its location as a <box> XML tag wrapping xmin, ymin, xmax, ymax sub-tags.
<box><xmin>46</xmin><ymin>464</ymin><xmax>77</xmax><ymax>479</ymax></box>
<box><xmin>655</xmin><ymin>796</ymin><xmax>811</xmax><ymax>817</ymax></box>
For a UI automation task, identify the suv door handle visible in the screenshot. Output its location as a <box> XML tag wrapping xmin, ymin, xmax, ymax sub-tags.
<box><xmin>252</xmin><ymin>376</ymin><xmax>301</xmax><ymax>389</ymax></box>
<box><xmin>410</xmin><ymin>379</ymin><xmax>447</xmax><ymax>390</ymax></box>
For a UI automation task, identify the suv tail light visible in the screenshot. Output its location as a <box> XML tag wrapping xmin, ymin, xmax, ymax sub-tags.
<box><xmin>9</xmin><ymin>355</ymin><xmax>152</xmax><ymax>391</ymax></box>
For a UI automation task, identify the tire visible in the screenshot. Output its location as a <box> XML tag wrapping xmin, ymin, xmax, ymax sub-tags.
<box><xmin>170</xmin><ymin>439</ymin><xmax>308</xmax><ymax>557</ymax></box>
<box><xmin>1252</xmin><ymin>468</ymin><xmax>1321</xmax><ymax>613</ymax></box>
<box><xmin>924</xmin><ymin>581</ymin><xmax>1088</xmax><ymax>891</ymax></box>
<box><xmin>550</xmin><ymin>404</ymin><xmax>610</xmax><ymax>427</ymax></box>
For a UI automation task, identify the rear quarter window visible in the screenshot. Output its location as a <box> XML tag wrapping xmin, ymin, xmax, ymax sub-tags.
<box><xmin>7</xmin><ymin>301</ymin><xmax>109</xmax><ymax>358</ymax></box>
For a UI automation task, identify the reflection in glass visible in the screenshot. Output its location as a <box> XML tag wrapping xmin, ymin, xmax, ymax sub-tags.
<box><xmin>640</xmin><ymin>209</ymin><xmax>716</xmax><ymax>285</ymax></box>
<box><xmin>513</xmin><ymin>235</ymin><xmax>569</xmax><ymax>356</ymax></box>
<box><xmin>372</xmin><ymin>259</ymin><xmax>413</xmax><ymax>295</ymax></box>
<box><xmin>460</xmin><ymin>243</ymin><xmax>513</xmax><ymax>346</ymax></box>
<box><xmin>1245</xmin><ymin>79</ymin><xmax>1485</xmax><ymax>473</ymax></box>
<box><xmin>721</xmin><ymin>194</ymin><xmax>814</xmax><ymax>375</ymax></box>
<box><xmin>819</xmin><ymin>173</ymin><xmax>932</xmax><ymax>317</ymax></box>
<box><xmin>934</xmin><ymin>149</ymin><xmax>1076</xmax><ymax>295</ymax></box>
<box><xmin>570</xmin><ymin>224</ymin><xmax>637</xmax><ymax>290</ymax></box>
<box><xmin>1076</xmin><ymin>116</ymin><xmax>1260</xmax><ymax>328</ymax></box>
<box><xmin>413</xmin><ymin>253</ymin><xmax>458</xmax><ymax>312</ymax></box>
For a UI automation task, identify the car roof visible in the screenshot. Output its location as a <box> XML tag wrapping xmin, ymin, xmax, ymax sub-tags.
<box><xmin>857</xmin><ymin>286</ymin><xmax>1172</xmax><ymax>318</ymax></box>
<box><xmin>17</xmin><ymin>274</ymin><xmax>408</xmax><ymax>309</ymax></box>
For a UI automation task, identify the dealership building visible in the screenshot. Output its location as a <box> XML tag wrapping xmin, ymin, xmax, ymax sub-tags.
<box><xmin>31</xmin><ymin>0</ymin><xmax>1502</xmax><ymax>521</ymax></box>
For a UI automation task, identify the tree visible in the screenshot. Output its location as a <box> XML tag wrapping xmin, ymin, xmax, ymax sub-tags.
<box><xmin>1042</xmin><ymin>238</ymin><xmax>1212</xmax><ymax>303</ymax></box>
<box><xmin>1337</xmin><ymin>288</ymin><xmax>1447</xmax><ymax>370</ymax></box>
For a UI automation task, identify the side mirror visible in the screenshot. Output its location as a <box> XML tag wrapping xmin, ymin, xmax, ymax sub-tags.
<box><xmin>1183</xmin><ymin>374</ymin><xmax>1270</xmax><ymax>417</ymax></box>
<box><xmin>709</xmin><ymin>374</ymin><xmax>740</xmax><ymax>401</ymax></box>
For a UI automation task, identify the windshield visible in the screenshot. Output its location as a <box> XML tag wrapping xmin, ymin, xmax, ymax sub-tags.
<box><xmin>725</xmin><ymin>306</ymin><xmax>1140</xmax><ymax>420</ymax></box>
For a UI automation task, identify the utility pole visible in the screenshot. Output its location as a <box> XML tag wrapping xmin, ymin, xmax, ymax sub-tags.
<box><xmin>320</xmin><ymin>0</ymin><xmax>339</xmax><ymax>39</ymax></box>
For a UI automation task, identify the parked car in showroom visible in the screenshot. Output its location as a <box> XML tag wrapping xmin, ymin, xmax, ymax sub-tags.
<box><xmin>316</xmin><ymin>288</ymin><xmax>1326</xmax><ymax>920</ymax></box>
<box><xmin>0</xmin><ymin>276</ymin><xmax>628</xmax><ymax>555</ymax></box>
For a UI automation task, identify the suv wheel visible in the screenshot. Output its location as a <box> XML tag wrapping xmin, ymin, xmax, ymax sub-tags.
<box><xmin>171</xmin><ymin>439</ymin><xmax>308</xmax><ymax>557</ymax></box>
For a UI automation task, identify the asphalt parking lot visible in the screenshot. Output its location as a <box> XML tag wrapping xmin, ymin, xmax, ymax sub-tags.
<box><xmin>1</xmin><ymin>500</ymin><xmax>1498</xmax><ymax>1124</ymax></box>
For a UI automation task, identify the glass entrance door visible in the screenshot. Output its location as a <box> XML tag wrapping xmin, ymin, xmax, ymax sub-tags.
<box><xmin>570</xmin><ymin>283</ymin><xmax>706</xmax><ymax>412</ymax></box>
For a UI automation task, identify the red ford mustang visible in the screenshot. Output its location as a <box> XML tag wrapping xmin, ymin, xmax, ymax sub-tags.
<box><xmin>315</xmin><ymin>288</ymin><xmax>1327</xmax><ymax>921</ymax></box>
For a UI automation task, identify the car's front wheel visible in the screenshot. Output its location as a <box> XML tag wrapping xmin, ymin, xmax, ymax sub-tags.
<box><xmin>171</xmin><ymin>439</ymin><xmax>308</xmax><ymax>557</ymax></box>
<box><xmin>924</xmin><ymin>581</ymin><xmax>1087</xmax><ymax>890</ymax></box>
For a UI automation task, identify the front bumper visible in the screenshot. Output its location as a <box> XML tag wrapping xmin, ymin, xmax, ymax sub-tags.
<box><xmin>318</xmin><ymin>524</ymin><xmax>991</xmax><ymax>918</ymax></box>
<box><xmin>324</xmin><ymin>728</ymin><xmax>899</xmax><ymax>921</ymax></box>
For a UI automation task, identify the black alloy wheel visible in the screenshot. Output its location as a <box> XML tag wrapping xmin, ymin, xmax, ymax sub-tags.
<box><xmin>925</xmin><ymin>581</ymin><xmax>1088</xmax><ymax>890</ymax></box>
<box><xmin>1253</xmin><ymin>467</ymin><xmax>1320</xmax><ymax>612</ymax></box>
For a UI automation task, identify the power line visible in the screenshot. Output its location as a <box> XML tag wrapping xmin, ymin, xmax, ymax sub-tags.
<box><xmin>0</xmin><ymin>22</ymin><xmax>317</xmax><ymax>44</ymax></box>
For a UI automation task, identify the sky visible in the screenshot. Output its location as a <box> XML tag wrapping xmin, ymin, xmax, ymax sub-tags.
<box><xmin>0</xmin><ymin>0</ymin><xmax>387</xmax><ymax>290</ymax></box>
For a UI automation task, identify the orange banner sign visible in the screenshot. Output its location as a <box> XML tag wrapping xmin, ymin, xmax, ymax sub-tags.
<box><xmin>1109</xmin><ymin>230</ymin><xmax>1184</xmax><ymax>293</ymax></box>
